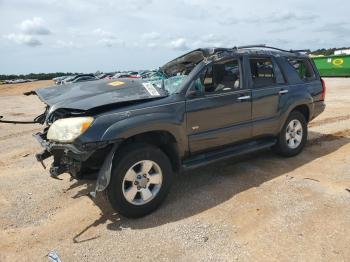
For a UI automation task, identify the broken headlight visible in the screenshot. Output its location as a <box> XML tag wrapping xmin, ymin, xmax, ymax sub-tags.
<box><xmin>47</xmin><ymin>117</ymin><xmax>94</xmax><ymax>143</ymax></box>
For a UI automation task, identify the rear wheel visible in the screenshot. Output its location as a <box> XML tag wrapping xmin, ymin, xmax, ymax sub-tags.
<box><xmin>106</xmin><ymin>143</ymin><xmax>173</xmax><ymax>218</ymax></box>
<box><xmin>274</xmin><ymin>111</ymin><xmax>307</xmax><ymax>157</ymax></box>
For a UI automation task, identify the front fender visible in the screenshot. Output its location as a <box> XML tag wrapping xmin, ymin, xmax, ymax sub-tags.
<box><xmin>101</xmin><ymin>112</ymin><xmax>187</xmax><ymax>156</ymax></box>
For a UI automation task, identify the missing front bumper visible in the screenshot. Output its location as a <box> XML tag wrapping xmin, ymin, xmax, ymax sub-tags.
<box><xmin>34</xmin><ymin>132</ymin><xmax>119</xmax><ymax>183</ymax></box>
<box><xmin>34</xmin><ymin>132</ymin><xmax>96</xmax><ymax>178</ymax></box>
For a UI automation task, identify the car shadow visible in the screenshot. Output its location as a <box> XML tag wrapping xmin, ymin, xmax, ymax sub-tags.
<box><xmin>70</xmin><ymin>130</ymin><xmax>350</xmax><ymax>239</ymax></box>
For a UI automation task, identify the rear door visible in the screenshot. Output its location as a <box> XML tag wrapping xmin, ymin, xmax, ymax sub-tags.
<box><xmin>248</xmin><ymin>56</ymin><xmax>288</xmax><ymax>136</ymax></box>
<box><xmin>186</xmin><ymin>57</ymin><xmax>252</xmax><ymax>154</ymax></box>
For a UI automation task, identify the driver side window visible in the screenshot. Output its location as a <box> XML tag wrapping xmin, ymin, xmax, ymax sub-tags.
<box><xmin>192</xmin><ymin>59</ymin><xmax>241</xmax><ymax>95</ymax></box>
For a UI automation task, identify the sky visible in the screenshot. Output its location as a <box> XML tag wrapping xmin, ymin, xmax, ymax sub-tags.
<box><xmin>0</xmin><ymin>0</ymin><xmax>349</xmax><ymax>74</ymax></box>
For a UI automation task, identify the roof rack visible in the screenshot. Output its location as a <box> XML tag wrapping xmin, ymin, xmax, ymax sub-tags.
<box><xmin>233</xmin><ymin>44</ymin><xmax>310</xmax><ymax>54</ymax></box>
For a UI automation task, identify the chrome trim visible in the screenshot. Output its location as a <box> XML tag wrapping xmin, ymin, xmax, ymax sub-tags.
<box><xmin>237</xmin><ymin>95</ymin><xmax>251</xmax><ymax>100</ymax></box>
<box><xmin>187</xmin><ymin>89</ymin><xmax>251</xmax><ymax>102</ymax></box>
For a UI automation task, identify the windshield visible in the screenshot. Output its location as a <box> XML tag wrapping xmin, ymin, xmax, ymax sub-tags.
<box><xmin>146</xmin><ymin>75</ymin><xmax>187</xmax><ymax>94</ymax></box>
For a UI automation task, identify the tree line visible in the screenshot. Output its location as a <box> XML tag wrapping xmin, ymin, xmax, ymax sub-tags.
<box><xmin>310</xmin><ymin>47</ymin><xmax>350</xmax><ymax>56</ymax></box>
<box><xmin>0</xmin><ymin>72</ymin><xmax>83</xmax><ymax>81</ymax></box>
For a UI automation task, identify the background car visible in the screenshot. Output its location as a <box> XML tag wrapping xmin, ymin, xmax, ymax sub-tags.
<box><xmin>62</xmin><ymin>74</ymin><xmax>97</xmax><ymax>84</ymax></box>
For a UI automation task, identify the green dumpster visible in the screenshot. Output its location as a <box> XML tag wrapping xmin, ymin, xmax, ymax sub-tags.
<box><xmin>311</xmin><ymin>55</ymin><xmax>350</xmax><ymax>77</ymax></box>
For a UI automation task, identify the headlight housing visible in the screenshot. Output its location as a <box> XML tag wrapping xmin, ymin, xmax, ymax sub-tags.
<box><xmin>47</xmin><ymin>117</ymin><xmax>94</xmax><ymax>143</ymax></box>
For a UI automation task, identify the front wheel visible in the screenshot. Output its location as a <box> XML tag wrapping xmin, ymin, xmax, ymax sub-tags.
<box><xmin>106</xmin><ymin>143</ymin><xmax>173</xmax><ymax>218</ymax></box>
<box><xmin>274</xmin><ymin>111</ymin><xmax>307</xmax><ymax>157</ymax></box>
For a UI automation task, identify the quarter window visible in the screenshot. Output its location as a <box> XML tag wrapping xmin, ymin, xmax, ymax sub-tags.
<box><xmin>288</xmin><ymin>58</ymin><xmax>316</xmax><ymax>81</ymax></box>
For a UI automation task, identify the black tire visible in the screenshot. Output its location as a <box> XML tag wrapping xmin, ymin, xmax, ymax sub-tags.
<box><xmin>106</xmin><ymin>143</ymin><xmax>173</xmax><ymax>218</ymax></box>
<box><xmin>274</xmin><ymin>111</ymin><xmax>308</xmax><ymax>157</ymax></box>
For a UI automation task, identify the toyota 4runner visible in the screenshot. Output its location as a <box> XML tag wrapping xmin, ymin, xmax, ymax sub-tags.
<box><xmin>5</xmin><ymin>45</ymin><xmax>326</xmax><ymax>217</ymax></box>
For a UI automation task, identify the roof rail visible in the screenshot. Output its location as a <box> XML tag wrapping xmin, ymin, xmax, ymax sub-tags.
<box><xmin>233</xmin><ymin>44</ymin><xmax>310</xmax><ymax>54</ymax></box>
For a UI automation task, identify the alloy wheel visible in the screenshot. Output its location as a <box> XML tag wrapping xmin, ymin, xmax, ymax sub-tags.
<box><xmin>122</xmin><ymin>160</ymin><xmax>163</xmax><ymax>206</ymax></box>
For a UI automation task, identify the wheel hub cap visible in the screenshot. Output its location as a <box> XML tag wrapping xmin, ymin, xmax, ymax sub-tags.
<box><xmin>137</xmin><ymin>174</ymin><xmax>148</xmax><ymax>188</ymax></box>
<box><xmin>286</xmin><ymin>119</ymin><xmax>303</xmax><ymax>149</ymax></box>
<box><xmin>122</xmin><ymin>160</ymin><xmax>163</xmax><ymax>206</ymax></box>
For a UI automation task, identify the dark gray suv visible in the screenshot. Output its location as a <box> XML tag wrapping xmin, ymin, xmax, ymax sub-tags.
<box><xmin>28</xmin><ymin>46</ymin><xmax>325</xmax><ymax>217</ymax></box>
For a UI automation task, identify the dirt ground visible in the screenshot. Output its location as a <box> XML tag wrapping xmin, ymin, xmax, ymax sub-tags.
<box><xmin>0</xmin><ymin>79</ymin><xmax>350</xmax><ymax>262</ymax></box>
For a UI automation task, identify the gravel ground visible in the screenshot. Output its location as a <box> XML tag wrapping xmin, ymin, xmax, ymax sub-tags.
<box><xmin>0</xmin><ymin>79</ymin><xmax>350</xmax><ymax>261</ymax></box>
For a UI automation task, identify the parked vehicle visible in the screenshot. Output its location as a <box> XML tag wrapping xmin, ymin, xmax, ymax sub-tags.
<box><xmin>112</xmin><ymin>72</ymin><xmax>132</xmax><ymax>79</ymax></box>
<box><xmin>3</xmin><ymin>79</ymin><xmax>37</xmax><ymax>84</ymax></box>
<box><xmin>53</xmin><ymin>76</ymin><xmax>70</xmax><ymax>85</ymax></box>
<box><xmin>97</xmin><ymin>73</ymin><xmax>114</xmax><ymax>80</ymax></box>
<box><xmin>112</xmin><ymin>71</ymin><xmax>142</xmax><ymax>79</ymax></box>
<box><xmin>10</xmin><ymin>46</ymin><xmax>326</xmax><ymax>218</ymax></box>
<box><xmin>62</xmin><ymin>74</ymin><xmax>98</xmax><ymax>84</ymax></box>
<box><xmin>127</xmin><ymin>71</ymin><xmax>141</xmax><ymax>78</ymax></box>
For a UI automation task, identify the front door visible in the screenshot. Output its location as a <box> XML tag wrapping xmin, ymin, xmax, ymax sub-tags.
<box><xmin>186</xmin><ymin>58</ymin><xmax>252</xmax><ymax>154</ymax></box>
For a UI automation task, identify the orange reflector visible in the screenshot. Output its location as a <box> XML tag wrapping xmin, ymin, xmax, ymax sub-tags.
<box><xmin>81</xmin><ymin>118</ymin><xmax>93</xmax><ymax>133</ymax></box>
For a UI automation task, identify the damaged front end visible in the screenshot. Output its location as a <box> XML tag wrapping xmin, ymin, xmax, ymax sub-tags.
<box><xmin>34</xmin><ymin>125</ymin><xmax>120</xmax><ymax>196</ymax></box>
<box><xmin>34</xmin><ymin>130</ymin><xmax>99</xmax><ymax>178</ymax></box>
<box><xmin>2</xmin><ymin>77</ymin><xmax>169</xmax><ymax>195</ymax></box>
<box><xmin>33</xmin><ymin>107</ymin><xmax>118</xmax><ymax>177</ymax></box>
<box><xmin>1</xmin><ymin>100</ymin><xmax>120</xmax><ymax>196</ymax></box>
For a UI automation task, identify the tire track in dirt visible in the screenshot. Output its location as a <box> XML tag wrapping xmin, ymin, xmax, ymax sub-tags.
<box><xmin>0</xmin><ymin>127</ymin><xmax>41</xmax><ymax>142</ymax></box>
<box><xmin>308</xmin><ymin>128</ymin><xmax>350</xmax><ymax>146</ymax></box>
<box><xmin>309</xmin><ymin>115</ymin><xmax>350</xmax><ymax>128</ymax></box>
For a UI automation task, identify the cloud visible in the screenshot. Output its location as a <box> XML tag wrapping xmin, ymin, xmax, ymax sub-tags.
<box><xmin>93</xmin><ymin>28</ymin><xmax>114</xmax><ymax>38</ymax></box>
<box><xmin>262</xmin><ymin>11</ymin><xmax>317</xmax><ymax>23</ymax></box>
<box><xmin>196</xmin><ymin>34</ymin><xmax>228</xmax><ymax>47</ymax></box>
<box><xmin>92</xmin><ymin>28</ymin><xmax>124</xmax><ymax>47</ymax></box>
<box><xmin>3</xmin><ymin>33</ymin><xmax>42</xmax><ymax>47</ymax></box>
<box><xmin>2</xmin><ymin>17</ymin><xmax>49</xmax><ymax>47</ymax></box>
<box><xmin>98</xmin><ymin>38</ymin><xmax>124</xmax><ymax>47</ymax></box>
<box><xmin>267</xmin><ymin>26</ymin><xmax>296</xmax><ymax>34</ymax></box>
<box><xmin>318</xmin><ymin>22</ymin><xmax>350</xmax><ymax>36</ymax></box>
<box><xmin>146</xmin><ymin>42</ymin><xmax>157</xmax><ymax>48</ymax></box>
<box><xmin>53</xmin><ymin>40</ymin><xmax>80</xmax><ymax>48</ymax></box>
<box><xmin>19</xmin><ymin>17</ymin><xmax>50</xmax><ymax>35</ymax></box>
<box><xmin>219</xmin><ymin>11</ymin><xmax>317</xmax><ymax>25</ymax></box>
<box><xmin>0</xmin><ymin>0</ymin><xmax>349</xmax><ymax>74</ymax></box>
<box><xmin>169</xmin><ymin>38</ymin><xmax>190</xmax><ymax>51</ymax></box>
<box><xmin>142</xmin><ymin>32</ymin><xmax>160</xmax><ymax>40</ymax></box>
<box><xmin>144</xmin><ymin>33</ymin><xmax>231</xmax><ymax>51</ymax></box>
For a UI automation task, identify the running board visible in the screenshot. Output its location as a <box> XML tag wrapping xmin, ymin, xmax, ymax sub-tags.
<box><xmin>182</xmin><ymin>138</ymin><xmax>277</xmax><ymax>170</ymax></box>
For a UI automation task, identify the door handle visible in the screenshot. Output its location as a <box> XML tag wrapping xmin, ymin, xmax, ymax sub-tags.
<box><xmin>237</xmin><ymin>95</ymin><xmax>251</xmax><ymax>101</ymax></box>
<box><xmin>279</xmin><ymin>89</ymin><xmax>288</xmax><ymax>95</ymax></box>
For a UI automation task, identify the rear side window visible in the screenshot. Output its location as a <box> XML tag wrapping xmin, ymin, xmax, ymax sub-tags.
<box><xmin>288</xmin><ymin>58</ymin><xmax>316</xmax><ymax>81</ymax></box>
<box><xmin>249</xmin><ymin>58</ymin><xmax>276</xmax><ymax>88</ymax></box>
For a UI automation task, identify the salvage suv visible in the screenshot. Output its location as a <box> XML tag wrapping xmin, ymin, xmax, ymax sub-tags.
<box><xmin>9</xmin><ymin>46</ymin><xmax>327</xmax><ymax>217</ymax></box>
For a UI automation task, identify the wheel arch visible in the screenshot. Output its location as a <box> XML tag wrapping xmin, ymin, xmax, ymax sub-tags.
<box><xmin>279</xmin><ymin>102</ymin><xmax>312</xmax><ymax>132</ymax></box>
<box><xmin>292</xmin><ymin>104</ymin><xmax>310</xmax><ymax>122</ymax></box>
<box><xmin>115</xmin><ymin>130</ymin><xmax>181</xmax><ymax>173</ymax></box>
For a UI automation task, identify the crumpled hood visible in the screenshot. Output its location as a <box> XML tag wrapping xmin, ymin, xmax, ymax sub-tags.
<box><xmin>35</xmin><ymin>78</ymin><xmax>167</xmax><ymax>112</ymax></box>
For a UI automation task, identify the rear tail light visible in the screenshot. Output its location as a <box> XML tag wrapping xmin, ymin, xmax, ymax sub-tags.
<box><xmin>321</xmin><ymin>78</ymin><xmax>326</xmax><ymax>101</ymax></box>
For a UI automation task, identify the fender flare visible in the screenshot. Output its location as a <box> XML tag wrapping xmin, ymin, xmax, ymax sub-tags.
<box><xmin>101</xmin><ymin>112</ymin><xmax>187</xmax><ymax>156</ymax></box>
<box><xmin>91</xmin><ymin>113</ymin><xmax>187</xmax><ymax>194</ymax></box>
<box><xmin>278</xmin><ymin>99</ymin><xmax>313</xmax><ymax>131</ymax></box>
